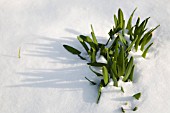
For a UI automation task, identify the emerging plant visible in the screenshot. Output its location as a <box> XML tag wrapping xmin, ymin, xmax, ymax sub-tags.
<box><xmin>18</xmin><ymin>47</ymin><xmax>21</xmax><ymax>59</ymax></box>
<box><xmin>63</xmin><ymin>8</ymin><xmax>159</xmax><ymax>112</ymax></box>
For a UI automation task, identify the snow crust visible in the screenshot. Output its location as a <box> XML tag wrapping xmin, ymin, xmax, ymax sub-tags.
<box><xmin>0</xmin><ymin>0</ymin><xmax>170</xmax><ymax>113</ymax></box>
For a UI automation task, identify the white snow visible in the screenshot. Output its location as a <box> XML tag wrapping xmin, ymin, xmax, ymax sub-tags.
<box><xmin>0</xmin><ymin>0</ymin><xmax>170</xmax><ymax>113</ymax></box>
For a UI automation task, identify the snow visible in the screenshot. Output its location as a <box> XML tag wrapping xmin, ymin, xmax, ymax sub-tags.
<box><xmin>0</xmin><ymin>0</ymin><xmax>170</xmax><ymax>113</ymax></box>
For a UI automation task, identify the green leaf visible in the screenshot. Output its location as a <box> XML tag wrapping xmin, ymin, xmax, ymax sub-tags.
<box><xmin>128</xmin><ymin>65</ymin><xmax>135</xmax><ymax>81</ymax></box>
<box><xmin>77</xmin><ymin>36</ymin><xmax>89</xmax><ymax>53</ymax></box>
<box><xmin>118</xmin><ymin>33</ymin><xmax>127</xmax><ymax>44</ymax></box>
<box><xmin>118</xmin><ymin>8</ymin><xmax>124</xmax><ymax>28</ymax></box>
<box><xmin>114</xmin><ymin>14</ymin><xmax>118</xmax><ymax>27</ymax></box>
<box><xmin>126</xmin><ymin>8</ymin><xmax>137</xmax><ymax>31</ymax></box>
<box><xmin>111</xmin><ymin>59</ymin><xmax>118</xmax><ymax>77</ymax></box>
<box><xmin>121</xmin><ymin>107</ymin><xmax>125</xmax><ymax>113</ymax></box>
<box><xmin>126</xmin><ymin>36</ymin><xmax>138</xmax><ymax>52</ymax></box>
<box><xmin>144</xmin><ymin>33</ymin><xmax>153</xmax><ymax>47</ymax></box>
<box><xmin>102</xmin><ymin>66</ymin><xmax>109</xmax><ymax>85</ymax></box>
<box><xmin>133</xmin><ymin>92</ymin><xmax>141</xmax><ymax>100</ymax></box>
<box><xmin>78</xmin><ymin>54</ymin><xmax>86</xmax><ymax>60</ymax></box>
<box><xmin>63</xmin><ymin>45</ymin><xmax>81</xmax><ymax>55</ymax></box>
<box><xmin>91</xmin><ymin>24</ymin><xmax>98</xmax><ymax>45</ymax></box>
<box><xmin>89</xmin><ymin>66</ymin><xmax>103</xmax><ymax>77</ymax></box>
<box><xmin>140</xmin><ymin>33</ymin><xmax>152</xmax><ymax>51</ymax></box>
<box><xmin>134</xmin><ymin>35</ymin><xmax>140</xmax><ymax>51</ymax></box>
<box><xmin>133</xmin><ymin>107</ymin><xmax>138</xmax><ymax>111</ymax></box>
<box><xmin>110</xmin><ymin>69</ymin><xmax>118</xmax><ymax>87</ymax></box>
<box><xmin>117</xmin><ymin>46</ymin><xmax>125</xmax><ymax>77</ymax></box>
<box><xmin>122</xmin><ymin>57</ymin><xmax>134</xmax><ymax>82</ymax></box>
<box><xmin>87</xmin><ymin>62</ymin><xmax>107</xmax><ymax>67</ymax></box>
<box><xmin>142</xmin><ymin>43</ymin><xmax>153</xmax><ymax>58</ymax></box>
<box><xmin>96</xmin><ymin>79</ymin><xmax>104</xmax><ymax>104</ymax></box>
<box><xmin>85</xmin><ymin>77</ymin><xmax>96</xmax><ymax>85</ymax></box>
<box><xmin>121</xmin><ymin>86</ymin><xmax>124</xmax><ymax>93</ymax></box>
<box><xmin>79</xmin><ymin>35</ymin><xmax>96</xmax><ymax>49</ymax></box>
<box><xmin>91</xmin><ymin>48</ymin><xmax>96</xmax><ymax>63</ymax></box>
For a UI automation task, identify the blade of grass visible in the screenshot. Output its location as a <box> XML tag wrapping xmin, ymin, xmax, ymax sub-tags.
<box><xmin>18</xmin><ymin>47</ymin><xmax>21</xmax><ymax>59</ymax></box>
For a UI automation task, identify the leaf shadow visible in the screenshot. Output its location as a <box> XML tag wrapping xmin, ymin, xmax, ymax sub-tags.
<box><xmin>11</xmin><ymin>35</ymin><xmax>103</xmax><ymax>104</ymax></box>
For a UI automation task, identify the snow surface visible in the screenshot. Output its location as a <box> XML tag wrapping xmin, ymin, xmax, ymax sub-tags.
<box><xmin>0</xmin><ymin>0</ymin><xmax>170</xmax><ymax>113</ymax></box>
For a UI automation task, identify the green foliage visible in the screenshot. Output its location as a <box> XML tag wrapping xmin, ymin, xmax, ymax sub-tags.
<box><xmin>133</xmin><ymin>107</ymin><xmax>138</xmax><ymax>111</ymax></box>
<box><xmin>63</xmin><ymin>8</ymin><xmax>159</xmax><ymax>105</ymax></box>
<box><xmin>133</xmin><ymin>92</ymin><xmax>141</xmax><ymax>100</ymax></box>
<box><xmin>121</xmin><ymin>86</ymin><xmax>125</xmax><ymax>93</ymax></box>
<box><xmin>85</xmin><ymin>77</ymin><xmax>96</xmax><ymax>85</ymax></box>
<box><xmin>142</xmin><ymin>43</ymin><xmax>153</xmax><ymax>58</ymax></box>
<box><xmin>63</xmin><ymin>45</ymin><xmax>81</xmax><ymax>55</ymax></box>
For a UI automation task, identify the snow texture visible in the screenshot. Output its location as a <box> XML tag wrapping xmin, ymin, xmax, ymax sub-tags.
<box><xmin>0</xmin><ymin>0</ymin><xmax>170</xmax><ymax>113</ymax></box>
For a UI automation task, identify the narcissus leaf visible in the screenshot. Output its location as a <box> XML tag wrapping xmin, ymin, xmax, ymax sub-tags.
<box><xmin>85</xmin><ymin>77</ymin><xmax>96</xmax><ymax>85</ymax></box>
<box><xmin>126</xmin><ymin>8</ymin><xmax>137</xmax><ymax>31</ymax></box>
<box><xmin>142</xmin><ymin>43</ymin><xmax>153</xmax><ymax>58</ymax></box>
<box><xmin>117</xmin><ymin>46</ymin><xmax>125</xmax><ymax>77</ymax></box>
<box><xmin>89</xmin><ymin>66</ymin><xmax>103</xmax><ymax>77</ymax></box>
<box><xmin>133</xmin><ymin>92</ymin><xmax>141</xmax><ymax>100</ymax></box>
<box><xmin>123</xmin><ymin>57</ymin><xmax>134</xmax><ymax>82</ymax></box>
<box><xmin>102</xmin><ymin>66</ymin><xmax>109</xmax><ymax>85</ymax></box>
<box><xmin>63</xmin><ymin>45</ymin><xmax>81</xmax><ymax>55</ymax></box>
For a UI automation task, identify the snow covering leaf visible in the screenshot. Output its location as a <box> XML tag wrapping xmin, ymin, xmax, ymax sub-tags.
<box><xmin>133</xmin><ymin>92</ymin><xmax>141</xmax><ymax>100</ymax></box>
<box><xmin>63</xmin><ymin>45</ymin><xmax>81</xmax><ymax>55</ymax></box>
<box><xmin>123</xmin><ymin>57</ymin><xmax>134</xmax><ymax>82</ymax></box>
<box><xmin>102</xmin><ymin>66</ymin><xmax>109</xmax><ymax>85</ymax></box>
<box><xmin>89</xmin><ymin>66</ymin><xmax>103</xmax><ymax>77</ymax></box>
<box><xmin>85</xmin><ymin>77</ymin><xmax>96</xmax><ymax>85</ymax></box>
<box><xmin>142</xmin><ymin>42</ymin><xmax>153</xmax><ymax>58</ymax></box>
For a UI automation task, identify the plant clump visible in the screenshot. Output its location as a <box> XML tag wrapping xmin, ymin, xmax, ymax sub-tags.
<box><xmin>63</xmin><ymin>8</ymin><xmax>159</xmax><ymax>111</ymax></box>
